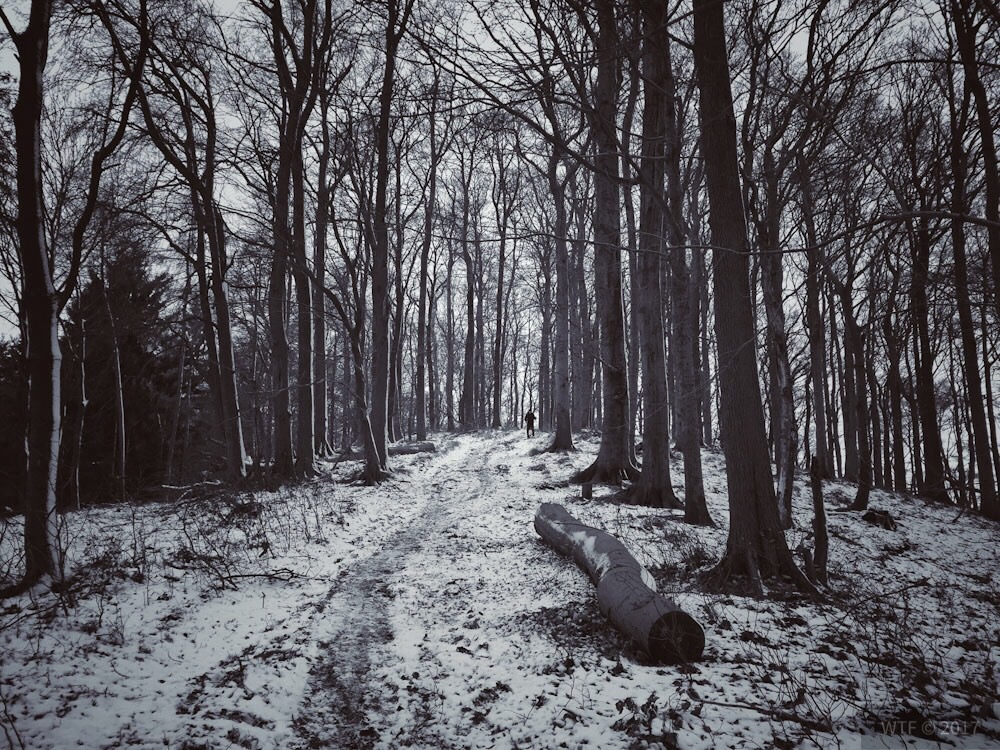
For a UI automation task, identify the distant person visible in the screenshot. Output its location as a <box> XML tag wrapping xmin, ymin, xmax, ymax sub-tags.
<box><xmin>524</xmin><ymin>409</ymin><xmax>536</xmax><ymax>438</ymax></box>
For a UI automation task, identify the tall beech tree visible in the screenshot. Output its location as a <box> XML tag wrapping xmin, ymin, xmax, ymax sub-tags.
<box><xmin>621</xmin><ymin>0</ymin><xmax>680</xmax><ymax>509</ymax></box>
<box><xmin>573</xmin><ymin>0</ymin><xmax>637</xmax><ymax>484</ymax></box>
<box><xmin>692</xmin><ymin>0</ymin><xmax>813</xmax><ymax>593</ymax></box>
<box><xmin>894</xmin><ymin>72</ymin><xmax>950</xmax><ymax>504</ymax></box>
<box><xmin>544</xmin><ymin>150</ymin><xmax>575</xmax><ymax>450</ymax></box>
<box><xmin>662</xmin><ymin>19</ymin><xmax>712</xmax><ymax>526</ymax></box>
<box><xmin>369</xmin><ymin>0</ymin><xmax>415</xmax><ymax>473</ymax></box>
<box><xmin>942</xmin><ymin>49</ymin><xmax>999</xmax><ymax>519</ymax></box>
<box><xmin>257</xmin><ymin>0</ymin><xmax>335</xmax><ymax>478</ymax></box>
<box><xmin>950</xmin><ymin>0</ymin><xmax>1000</xmax><ymax>324</ymax></box>
<box><xmin>2</xmin><ymin>0</ymin><xmax>145</xmax><ymax>590</ymax></box>
<box><xmin>488</xmin><ymin>123</ymin><xmax>520</xmax><ymax>431</ymax></box>
<box><xmin>2</xmin><ymin>0</ymin><xmax>61</xmax><ymax>589</ymax></box>
<box><xmin>413</xmin><ymin>62</ymin><xmax>453</xmax><ymax>441</ymax></box>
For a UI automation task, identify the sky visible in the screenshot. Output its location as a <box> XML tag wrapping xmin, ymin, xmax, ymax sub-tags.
<box><xmin>0</xmin><ymin>2</ymin><xmax>25</xmax><ymax>73</ymax></box>
<box><xmin>1</xmin><ymin>6</ymin><xmax>26</xmax><ymax>339</ymax></box>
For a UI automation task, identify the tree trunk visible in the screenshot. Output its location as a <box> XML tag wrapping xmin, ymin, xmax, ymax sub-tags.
<box><xmin>313</xmin><ymin>98</ymin><xmax>332</xmax><ymax>456</ymax></box>
<box><xmin>269</xmin><ymin>167</ymin><xmax>294</xmax><ymax>477</ymax></box>
<box><xmin>58</xmin><ymin>299</ymin><xmax>86</xmax><ymax>512</ymax></box>
<box><xmin>548</xmin><ymin>155</ymin><xmax>574</xmax><ymax>451</ymax></box>
<box><xmin>6</xmin><ymin>0</ymin><xmax>60</xmax><ymax>591</ymax></box>
<box><xmin>538</xmin><ymin>266</ymin><xmax>551</xmax><ymax>428</ymax></box>
<box><xmin>571</xmin><ymin>192</ymin><xmax>594</xmax><ymax>431</ymax></box>
<box><xmin>428</xmin><ymin>271</ymin><xmax>439</xmax><ymax>431</ymax></box>
<box><xmin>622</xmin><ymin>65</ymin><xmax>641</xmax><ymax>455</ymax></box>
<box><xmin>341</xmin><ymin>331</ymin><xmax>352</xmax><ymax>451</ymax></box>
<box><xmin>370</xmin><ymin>0</ymin><xmax>409</xmax><ymax>471</ymax></box>
<box><xmin>758</xmin><ymin>158</ymin><xmax>796</xmax><ymax>528</ymax></box>
<box><xmin>573</xmin><ymin>0</ymin><xmax>637</xmax><ymax>485</ymax></box>
<box><xmin>982</xmin><ymin>302</ymin><xmax>1000</xmax><ymax>491</ymax></box>
<box><xmin>292</xmin><ymin>147</ymin><xmax>316</xmax><ymax>476</ymax></box>
<box><xmin>534</xmin><ymin>503</ymin><xmax>705</xmax><ymax>664</ymax></box>
<box><xmin>692</xmin><ymin>0</ymin><xmax>814</xmax><ymax>594</ymax></box>
<box><xmin>797</xmin><ymin>159</ymin><xmax>831</xmax><ymax>479</ymax></box>
<box><xmin>827</xmin><ymin>287</ymin><xmax>843</xmax><ymax>477</ymax></box>
<box><xmin>492</xmin><ymin>167</ymin><xmax>508</xmax><ymax>431</ymax></box>
<box><xmin>263</xmin><ymin>0</ymin><xmax>308</xmax><ymax>479</ymax></box>
<box><xmin>866</xmin><ymin>332</ymin><xmax>884</xmax><ymax>490</ymax></box>
<box><xmin>910</xmin><ymin>221</ymin><xmax>949</xmax><ymax>503</ymax></box>
<box><xmin>842</xmin><ymin>328</ymin><xmax>859</xmax><ymax>482</ymax></box>
<box><xmin>388</xmin><ymin>151</ymin><xmax>406</xmax><ymax>443</ymax></box>
<box><xmin>808</xmin><ymin>456</ymin><xmax>828</xmax><ymax>585</ymax></box>
<box><xmin>841</xmin><ymin>295</ymin><xmax>872</xmax><ymax>512</ymax></box>
<box><xmin>99</xmin><ymin>268</ymin><xmax>127</xmax><ymax>500</ymax></box>
<box><xmin>661</xmin><ymin>32</ymin><xmax>712</xmax><ymax>525</ymax></box>
<box><xmin>446</xmin><ymin>241</ymin><xmax>455</xmax><ymax>432</ymax></box>
<box><xmin>951</xmin><ymin>0</ymin><xmax>1000</xmax><ymax>323</ymax></box>
<box><xmin>204</xmin><ymin>204</ymin><xmax>248</xmax><ymax>481</ymax></box>
<box><xmin>348</xmin><ymin>329</ymin><xmax>383</xmax><ymax>485</ymax></box>
<box><xmin>692</xmin><ymin>238</ymin><xmax>713</xmax><ymax>447</ymax></box>
<box><xmin>188</xmin><ymin>214</ymin><xmax>224</xmax><ymax>459</ymax></box>
<box><xmin>416</xmin><ymin>80</ymin><xmax>441</xmax><ymax>442</ymax></box>
<box><xmin>885</xmin><ymin>313</ymin><xmax>907</xmax><ymax>492</ymax></box>
<box><xmin>459</xmin><ymin>167</ymin><xmax>476</xmax><ymax>429</ymax></box>
<box><xmin>165</xmin><ymin>315</ymin><xmax>187</xmax><ymax>485</ymax></box>
<box><xmin>948</xmin><ymin>89</ymin><xmax>999</xmax><ymax>518</ymax></box>
<box><xmin>624</xmin><ymin>0</ymin><xmax>680</xmax><ymax>509</ymax></box>
<box><xmin>474</xmin><ymin>225</ymin><xmax>486</xmax><ymax>426</ymax></box>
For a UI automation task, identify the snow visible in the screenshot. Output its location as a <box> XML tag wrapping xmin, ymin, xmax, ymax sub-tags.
<box><xmin>2</xmin><ymin>430</ymin><xmax>999</xmax><ymax>749</ymax></box>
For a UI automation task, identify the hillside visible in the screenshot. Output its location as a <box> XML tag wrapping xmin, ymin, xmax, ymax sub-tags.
<box><xmin>2</xmin><ymin>431</ymin><xmax>999</xmax><ymax>749</ymax></box>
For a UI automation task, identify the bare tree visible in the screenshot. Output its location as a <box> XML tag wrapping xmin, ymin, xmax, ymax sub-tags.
<box><xmin>691</xmin><ymin>0</ymin><xmax>814</xmax><ymax>594</ymax></box>
<box><xmin>619</xmin><ymin>0</ymin><xmax>680</xmax><ymax>508</ymax></box>
<box><xmin>412</xmin><ymin>63</ymin><xmax>454</xmax><ymax>440</ymax></box>
<box><xmin>2</xmin><ymin>0</ymin><xmax>145</xmax><ymax>590</ymax></box>
<box><xmin>661</xmin><ymin>16</ymin><xmax>712</xmax><ymax>525</ymax></box>
<box><xmin>941</xmin><ymin>37</ymin><xmax>999</xmax><ymax>518</ymax></box>
<box><xmin>370</xmin><ymin>0</ymin><xmax>416</xmax><ymax>472</ymax></box>
<box><xmin>573</xmin><ymin>0</ymin><xmax>637</xmax><ymax>484</ymax></box>
<box><xmin>950</xmin><ymin>0</ymin><xmax>1000</xmax><ymax>323</ymax></box>
<box><xmin>97</xmin><ymin>0</ymin><xmax>249</xmax><ymax>481</ymax></box>
<box><xmin>255</xmin><ymin>0</ymin><xmax>335</xmax><ymax>478</ymax></box>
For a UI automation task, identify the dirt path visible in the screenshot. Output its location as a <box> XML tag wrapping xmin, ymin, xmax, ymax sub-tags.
<box><xmin>291</xmin><ymin>433</ymin><xmax>516</xmax><ymax>748</ymax></box>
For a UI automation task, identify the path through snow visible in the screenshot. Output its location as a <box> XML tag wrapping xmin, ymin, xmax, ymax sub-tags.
<box><xmin>293</xmin><ymin>435</ymin><xmax>490</xmax><ymax>746</ymax></box>
<box><xmin>293</xmin><ymin>431</ymin><xmax>611</xmax><ymax>748</ymax></box>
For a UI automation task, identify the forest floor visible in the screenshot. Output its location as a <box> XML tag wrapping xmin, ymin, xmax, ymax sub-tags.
<box><xmin>2</xmin><ymin>430</ymin><xmax>1000</xmax><ymax>749</ymax></box>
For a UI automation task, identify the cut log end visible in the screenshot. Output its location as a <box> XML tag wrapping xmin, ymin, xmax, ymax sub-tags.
<box><xmin>649</xmin><ymin>611</ymin><xmax>706</xmax><ymax>664</ymax></box>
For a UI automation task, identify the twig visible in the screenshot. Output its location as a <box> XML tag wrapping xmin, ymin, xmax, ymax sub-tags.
<box><xmin>0</xmin><ymin>680</ymin><xmax>26</xmax><ymax>750</ymax></box>
<box><xmin>695</xmin><ymin>697</ymin><xmax>832</xmax><ymax>734</ymax></box>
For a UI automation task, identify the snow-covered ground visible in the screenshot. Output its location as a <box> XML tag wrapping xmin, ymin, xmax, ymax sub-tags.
<box><xmin>2</xmin><ymin>430</ymin><xmax>999</xmax><ymax>749</ymax></box>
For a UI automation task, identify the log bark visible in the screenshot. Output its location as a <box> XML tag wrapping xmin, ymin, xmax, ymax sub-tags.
<box><xmin>386</xmin><ymin>441</ymin><xmax>436</xmax><ymax>456</ymax></box>
<box><xmin>534</xmin><ymin>503</ymin><xmax>705</xmax><ymax>664</ymax></box>
<box><xmin>342</xmin><ymin>441</ymin><xmax>436</xmax><ymax>460</ymax></box>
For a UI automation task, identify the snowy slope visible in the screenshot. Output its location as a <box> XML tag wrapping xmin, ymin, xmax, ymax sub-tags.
<box><xmin>2</xmin><ymin>431</ymin><xmax>998</xmax><ymax>749</ymax></box>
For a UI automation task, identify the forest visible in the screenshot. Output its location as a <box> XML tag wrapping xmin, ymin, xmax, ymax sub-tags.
<box><xmin>0</xmin><ymin>0</ymin><xmax>999</xmax><ymax>745</ymax></box>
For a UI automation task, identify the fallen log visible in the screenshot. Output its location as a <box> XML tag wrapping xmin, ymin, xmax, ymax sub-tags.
<box><xmin>534</xmin><ymin>502</ymin><xmax>705</xmax><ymax>664</ymax></box>
<box><xmin>387</xmin><ymin>441</ymin><xmax>436</xmax><ymax>456</ymax></box>
<box><xmin>340</xmin><ymin>441</ymin><xmax>437</xmax><ymax>460</ymax></box>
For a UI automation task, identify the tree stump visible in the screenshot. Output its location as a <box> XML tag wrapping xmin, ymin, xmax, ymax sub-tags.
<box><xmin>534</xmin><ymin>502</ymin><xmax>705</xmax><ymax>664</ymax></box>
<box><xmin>862</xmin><ymin>509</ymin><xmax>897</xmax><ymax>531</ymax></box>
